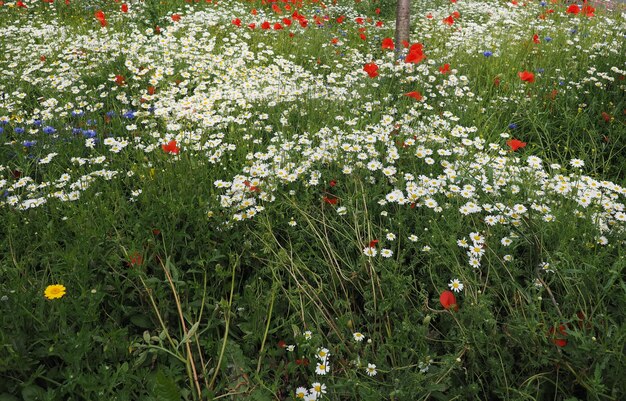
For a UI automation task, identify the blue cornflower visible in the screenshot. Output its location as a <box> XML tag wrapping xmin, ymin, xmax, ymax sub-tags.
<box><xmin>33</xmin><ymin>119</ymin><xmax>42</xmax><ymax>127</ymax></box>
<box><xmin>83</xmin><ymin>130</ymin><xmax>97</xmax><ymax>138</ymax></box>
<box><xmin>148</xmin><ymin>106</ymin><xmax>156</xmax><ymax>114</ymax></box>
<box><xmin>536</xmin><ymin>68</ymin><xmax>545</xmax><ymax>74</ymax></box>
<box><xmin>544</xmin><ymin>36</ymin><xmax>552</xmax><ymax>42</ymax></box>
<box><xmin>483</xmin><ymin>51</ymin><xmax>493</xmax><ymax>57</ymax></box>
<box><xmin>43</xmin><ymin>126</ymin><xmax>56</xmax><ymax>134</ymax></box>
<box><xmin>71</xmin><ymin>110</ymin><xmax>84</xmax><ymax>117</ymax></box>
<box><xmin>23</xmin><ymin>140</ymin><xmax>37</xmax><ymax>148</ymax></box>
<box><xmin>0</xmin><ymin>120</ymin><xmax>7</xmax><ymax>125</ymax></box>
<box><xmin>72</xmin><ymin>128</ymin><xmax>83</xmax><ymax>135</ymax></box>
<box><xmin>106</xmin><ymin>111</ymin><xmax>116</xmax><ymax>118</ymax></box>
<box><xmin>123</xmin><ymin>110</ymin><xmax>136</xmax><ymax>119</ymax></box>
<box><xmin>508</xmin><ymin>123</ymin><xmax>518</xmax><ymax>130</ymax></box>
<box><xmin>570</xmin><ymin>28</ymin><xmax>578</xmax><ymax>35</ymax></box>
<box><xmin>540</xmin><ymin>1</ymin><xmax>547</xmax><ymax>5</ymax></box>
<box><xmin>87</xmin><ymin>119</ymin><xmax>96</xmax><ymax>125</ymax></box>
<box><xmin>0</xmin><ymin>127</ymin><xmax>3</xmax><ymax>134</ymax></box>
<box><xmin>14</xmin><ymin>127</ymin><xmax>25</xmax><ymax>134</ymax></box>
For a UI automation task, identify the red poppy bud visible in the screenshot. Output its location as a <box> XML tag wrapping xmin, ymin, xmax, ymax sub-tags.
<box><xmin>440</xmin><ymin>290</ymin><xmax>458</xmax><ymax>311</ymax></box>
<box><xmin>548</xmin><ymin>325</ymin><xmax>568</xmax><ymax>347</ymax></box>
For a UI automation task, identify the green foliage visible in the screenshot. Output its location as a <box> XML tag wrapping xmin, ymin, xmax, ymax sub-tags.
<box><xmin>1</xmin><ymin>0</ymin><xmax>625</xmax><ymax>400</ymax></box>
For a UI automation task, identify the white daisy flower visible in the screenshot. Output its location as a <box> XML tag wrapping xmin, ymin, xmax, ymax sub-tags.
<box><xmin>366</xmin><ymin>363</ymin><xmax>377</xmax><ymax>376</ymax></box>
<box><xmin>448</xmin><ymin>279</ymin><xmax>464</xmax><ymax>293</ymax></box>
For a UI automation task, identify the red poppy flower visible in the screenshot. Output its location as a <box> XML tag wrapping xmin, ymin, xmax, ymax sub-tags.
<box><xmin>323</xmin><ymin>195</ymin><xmax>338</xmax><ymax>205</ymax></box>
<box><xmin>548</xmin><ymin>325</ymin><xmax>568</xmax><ymax>347</ymax></box>
<box><xmin>272</xmin><ymin>4</ymin><xmax>282</xmax><ymax>13</ymax></box>
<box><xmin>282</xmin><ymin>18</ymin><xmax>292</xmax><ymax>26</ymax></box>
<box><xmin>440</xmin><ymin>290</ymin><xmax>458</xmax><ymax>311</ymax></box>
<box><xmin>376</xmin><ymin>21</ymin><xmax>383</xmax><ymax>27</ymax></box>
<box><xmin>114</xmin><ymin>75</ymin><xmax>125</xmax><ymax>86</ymax></box>
<box><xmin>336</xmin><ymin>15</ymin><xmax>345</xmax><ymax>23</ymax></box>
<box><xmin>405</xmin><ymin>43</ymin><xmax>425</xmax><ymax>64</ymax></box>
<box><xmin>273</xmin><ymin>23</ymin><xmax>283</xmax><ymax>30</ymax></box>
<box><xmin>601</xmin><ymin>112</ymin><xmax>611</xmax><ymax>123</ymax></box>
<box><xmin>405</xmin><ymin>91</ymin><xmax>423</xmax><ymax>101</ymax></box>
<box><xmin>129</xmin><ymin>252</ymin><xmax>143</xmax><ymax>267</ymax></box>
<box><xmin>147</xmin><ymin>86</ymin><xmax>156</xmax><ymax>95</ymax></box>
<box><xmin>451</xmin><ymin>11</ymin><xmax>461</xmax><ymax>19</ymax></box>
<box><xmin>566</xmin><ymin>4</ymin><xmax>579</xmax><ymax>14</ymax></box>
<box><xmin>16</xmin><ymin>0</ymin><xmax>27</xmax><ymax>7</ymax></box>
<box><xmin>248</xmin><ymin>23</ymin><xmax>256</xmax><ymax>29</ymax></box>
<box><xmin>375</xmin><ymin>7</ymin><xmax>381</xmax><ymax>14</ymax></box>
<box><xmin>506</xmin><ymin>138</ymin><xmax>527</xmax><ymax>151</ymax></box>
<box><xmin>278</xmin><ymin>340</ymin><xmax>286</xmax><ymax>348</ymax></box>
<box><xmin>251</xmin><ymin>8</ymin><xmax>257</xmax><ymax>15</ymax></box>
<box><xmin>582</xmin><ymin>5</ymin><xmax>595</xmax><ymax>17</ymax></box>
<box><xmin>518</xmin><ymin>71</ymin><xmax>535</xmax><ymax>83</ymax></box>
<box><xmin>40</xmin><ymin>55</ymin><xmax>46</xmax><ymax>62</ymax></box>
<box><xmin>439</xmin><ymin>63</ymin><xmax>450</xmax><ymax>74</ymax></box>
<box><xmin>329</xmin><ymin>180</ymin><xmax>337</xmax><ymax>187</ymax></box>
<box><xmin>232</xmin><ymin>18</ymin><xmax>241</xmax><ymax>27</ymax></box>
<box><xmin>381</xmin><ymin>37</ymin><xmax>395</xmax><ymax>50</ymax></box>
<box><xmin>443</xmin><ymin>15</ymin><xmax>454</xmax><ymax>25</ymax></box>
<box><xmin>533</xmin><ymin>34</ymin><xmax>540</xmax><ymax>44</ymax></box>
<box><xmin>355</xmin><ymin>17</ymin><xmax>364</xmax><ymax>24</ymax></box>
<box><xmin>363</xmin><ymin>63</ymin><xmax>379</xmax><ymax>78</ymax></box>
<box><xmin>261</xmin><ymin>21</ymin><xmax>271</xmax><ymax>29</ymax></box>
<box><xmin>359</xmin><ymin>33</ymin><xmax>367</xmax><ymax>41</ymax></box>
<box><xmin>121</xmin><ymin>3</ymin><xmax>128</xmax><ymax>13</ymax></box>
<box><xmin>95</xmin><ymin>10</ymin><xmax>107</xmax><ymax>27</ymax></box>
<box><xmin>369</xmin><ymin>240</ymin><xmax>379</xmax><ymax>248</ymax></box>
<box><xmin>162</xmin><ymin>140</ymin><xmax>180</xmax><ymax>155</ymax></box>
<box><xmin>171</xmin><ymin>14</ymin><xmax>181</xmax><ymax>22</ymax></box>
<box><xmin>330</xmin><ymin>37</ymin><xmax>338</xmax><ymax>45</ymax></box>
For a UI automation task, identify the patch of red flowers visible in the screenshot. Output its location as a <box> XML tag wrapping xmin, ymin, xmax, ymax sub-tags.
<box><xmin>439</xmin><ymin>63</ymin><xmax>450</xmax><ymax>74</ymax></box>
<box><xmin>171</xmin><ymin>14</ymin><xmax>181</xmax><ymax>22</ymax></box>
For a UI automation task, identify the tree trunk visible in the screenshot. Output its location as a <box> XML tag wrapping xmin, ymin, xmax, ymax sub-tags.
<box><xmin>395</xmin><ymin>0</ymin><xmax>411</xmax><ymax>54</ymax></box>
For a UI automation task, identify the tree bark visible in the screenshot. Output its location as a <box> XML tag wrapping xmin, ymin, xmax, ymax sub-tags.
<box><xmin>395</xmin><ymin>0</ymin><xmax>411</xmax><ymax>55</ymax></box>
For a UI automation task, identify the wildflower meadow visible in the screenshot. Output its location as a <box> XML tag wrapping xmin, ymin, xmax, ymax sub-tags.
<box><xmin>0</xmin><ymin>0</ymin><xmax>625</xmax><ymax>399</ymax></box>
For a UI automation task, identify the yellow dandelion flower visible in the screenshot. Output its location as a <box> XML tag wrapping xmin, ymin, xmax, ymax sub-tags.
<box><xmin>44</xmin><ymin>284</ymin><xmax>66</xmax><ymax>300</ymax></box>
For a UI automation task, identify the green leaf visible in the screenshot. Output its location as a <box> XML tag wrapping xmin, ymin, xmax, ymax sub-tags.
<box><xmin>154</xmin><ymin>370</ymin><xmax>182</xmax><ymax>401</ymax></box>
<box><xmin>178</xmin><ymin>321</ymin><xmax>200</xmax><ymax>348</ymax></box>
<box><xmin>131</xmin><ymin>314</ymin><xmax>154</xmax><ymax>329</ymax></box>
<box><xmin>21</xmin><ymin>385</ymin><xmax>45</xmax><ymax>401</ymax></box>
<box><xmin>0</xmin><ymin>394</ymin><xmax>20</xmax><ymax>401</ymax></box>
